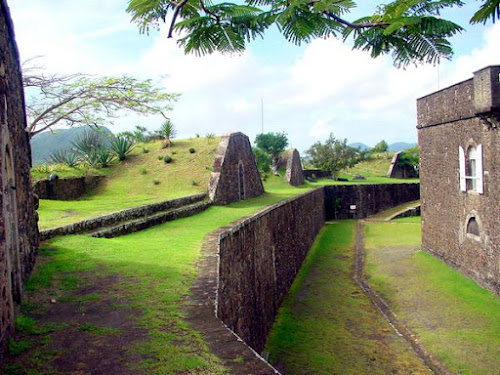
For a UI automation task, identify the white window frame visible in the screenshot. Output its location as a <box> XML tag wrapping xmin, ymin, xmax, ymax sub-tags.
<box><xmin>459</xmin><ymin>144</ymin><xmax>483</xmax><ymax>194</ymax></box>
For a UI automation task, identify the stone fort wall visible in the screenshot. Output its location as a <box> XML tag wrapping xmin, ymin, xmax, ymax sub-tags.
<box><xmin>217</xmin><ymin>187</ymin><xmax>325</xmax><ymax>352</ymax></box>
<box><xmin>0</xmin><ymin>0</ymin><xmax>39</xmax><ymax>359</ymax></box>
<box><xmin>216</xmin><ymin>182</ymin><xmax>419</xmax><ymax>353</ymax></box>
<box><xmin>324</xmin><ymin>183</ymin><xmax>420</xmax><ymax>219</ymax></box>
<box><xmin>418</xmin><ymin>66</ymin><xmax>500</xmax><ymax>295</ymax></box>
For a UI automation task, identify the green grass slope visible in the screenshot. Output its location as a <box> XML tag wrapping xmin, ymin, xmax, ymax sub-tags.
<box><xmin>37</xmin><ymin>137</ymin><xmax>221</xmax><ymax>229</ymax></box>
<box><xmin>365</xmin><ymin>218</ymin><xmax>500</xmax><ymax>375</ymax></box>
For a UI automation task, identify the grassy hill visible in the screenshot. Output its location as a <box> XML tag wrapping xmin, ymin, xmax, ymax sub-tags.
<box><xmin>36</xmin><ymin>137</ymin><xmax>222</xmax><ymax>229</ymax></box>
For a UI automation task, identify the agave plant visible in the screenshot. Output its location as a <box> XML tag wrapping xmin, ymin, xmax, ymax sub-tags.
<box><xmin>96</xmin><ymin>148</ymin><xmax>114</xmax><ymax>168</ymax></box>
<box><xmin>110</xmin><ymin>136</ymin><xmax>134</xmax><ymax>161</ymax></box>
<box><xmin>49</xmin><ymin>148</ymin><xmax>79</xmax><ymax>167</ymax></box>
<box><xmin>71</xmin><ymin>129</ymin><xmax>105</xmax><ymax>156</ymax></box>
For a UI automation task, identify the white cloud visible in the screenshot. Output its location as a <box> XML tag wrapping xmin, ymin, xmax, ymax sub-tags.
<box><xmin>7</xmin><ymin>1</ymin><xmax>500</xmax><ymax>152</ymax></box>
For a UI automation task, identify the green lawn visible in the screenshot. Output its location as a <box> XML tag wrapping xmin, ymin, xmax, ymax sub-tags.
<box><xmin>365</xmin><ymin>218</ymin><xmax>500</xmax><ymax>375</ymax></box>
<box><xmin>5</xmin><ymin>186</ymin><xmax>308</xmax><ymax>374</ymax></box>
<box><xmin>36</xmin><ymin>137</ymin><xmax>220</xmax><ymax>229</ymax></box>
<box><xmin>265</xmin><ymin>221</ymin><xmax>428</xmax><ymax>375</ymax></box>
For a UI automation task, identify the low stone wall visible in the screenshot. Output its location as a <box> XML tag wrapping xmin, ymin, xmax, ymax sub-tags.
<box><xmin>324</xmin><ymin>183</ymin><xmax>420</xmax><ymax>219</ymax></box>
<box><xmin>90</xmin><ymin>201</ymin><xmax>211</xmax><ymax>238</ymax></box>
<box><xmin>217</xmin><ymin>187</ymin><xmax>325</xmax><ymax>353</ymax></box>
<box><xmin>303</xmin><ymin>169</ymin><xmax>331</xmax><ymax>179</ymax></box>
<box><xmin>39</xmin><ymin>193</ymin><xmax>206</xmax><ymax>241</ymax></box>
<box><xmin>33</xmin><ymin>176</ymin><xmax>104</xmax><ymax>201</ymax></box>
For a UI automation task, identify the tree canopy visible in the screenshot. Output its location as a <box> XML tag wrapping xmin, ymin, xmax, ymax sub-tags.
<box><xmin>127</xmin><ymin>0</ymin><xmax>499</xmax><ymax>67</ymax></box>
<box><xmin>23</xmin><ymin>59</ymin><xmax>179</xmax><ymax>137</ymax></box>
<box><xmin>306</xmin><ymin>133</ymin><xmax>364</xmax><ymax>179</ymax></box>
<box><xmin>254</xmin><ymin>132</ymin><xmax>289</xmax><ymax>164</ymax></box>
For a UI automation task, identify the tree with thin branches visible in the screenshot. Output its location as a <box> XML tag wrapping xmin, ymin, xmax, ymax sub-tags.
<box><xmin>126</xmin><ymin>0</ymin><xmax>498</xmax><ymax>68</ymax></box>
<box><xmin>22</xmin><ymin>59</ymin><xmax>180</xmax><ymax>138</ymax></box>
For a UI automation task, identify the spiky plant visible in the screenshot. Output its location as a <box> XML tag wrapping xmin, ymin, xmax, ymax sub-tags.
<box><xmin>49</xmin><ymin>149</ymin><xmax>79</xmax><ymax>167</ymax></box>
<box><xmin>159</xmin><ymin>119</ymin><xmax>177</xmax><ymax>148</ymax></box>
<box><xmin>96</xmin><ymin>149</ymin><xmax>114</xmax><ymax>168</ymax></box>
<box><xmin>110</xmin><ymin>136</ymin><xmax>134</xmax><ymax>161</ymax></box>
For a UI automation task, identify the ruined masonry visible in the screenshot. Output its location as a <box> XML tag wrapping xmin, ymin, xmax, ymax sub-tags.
<box><xmin>0</xmin><ymin>0</ymin><xmax>39</xmax><ymax>359</ymax></box>
<box><xmin>285</xmin><ymin>148</ymin><xmax>304</xmax><ymax>186</ymax></box>
<box><xmin>208</xmin><ymin>132</ymin><xmax>264</xmax><ymax>204</ymax></box>
<box><xmin>418</xmin><ymin>65</ymin><xmax>500</xmax><ymax>295</ymax></box>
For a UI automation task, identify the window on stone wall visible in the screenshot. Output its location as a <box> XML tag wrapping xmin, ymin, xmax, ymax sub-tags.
<box><xmin>467</xmin><ymin>217</ymin><xmax>480</xmax><ymax>237</ymax></box>
<box><xmin>459</xmin><ymin>145</ymin><xmax>483</xmax><ymax>194</ymax></box>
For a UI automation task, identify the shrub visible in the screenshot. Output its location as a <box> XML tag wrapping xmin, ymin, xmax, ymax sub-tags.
<box><xmin>139</xmin><ymin>166</ymin><xmax>147</xmax><ymax>175</ymax></box>
<box><xmin>253</xmin><ymin>147</ymin><xmax>272</xmax><ymax>173</ymax></box>
<box><xmin>96</xmin><ymin>149</ymin><xmax>114</xmax><ymax>168</ymax></box>
<box><xmin>206</xmin><ymin>133</ymin><xmax>215</xmax><ymax>143</ymax></box>
<box><xmin>189</xmin><ymin>148</ymin><xmax>196</xmax><ymax>154</ymax></box>
<box><xmin>164</xmin><ymin>155</ymin><xmax>172</xmax><ymax>163</ymax></box>
<box><xmin>153</xmin><ymin>178</ymin><xmax>160</xmax><ymax>185</ymax></box>
<box><xmin>196</xmin><ymin>133</ymin><xmax>200</xmax><ymax>138</ymax></box>
<box><xmin>191</xmin><ymin>180</ymin><xmax>199</xmax><ymax>186</ymax></box>
<box><xmin>157</xmin><ymin>155</ymin><xmax>163</xmax><ymax>160</ymax></box>
<box><xmin>49</xmin><ymin>149</ymin><xmax>79</xmax><ymax>167</ymax></box>
<box><xmin>142</xmin><ymin>147</ymin><xmax>149</xmax><ymax>154</ymax></box>
<box><xmin>172</xmin><ymin>151</ymin><xmax>177</xmax><ymax>155</ymax></box>
<box><xmin>110</xmin><ymin>136</ymin><xmax>134</xmax><ymax>161</ymax></box>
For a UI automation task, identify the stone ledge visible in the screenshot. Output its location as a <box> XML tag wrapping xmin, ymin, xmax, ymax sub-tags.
<box><xmin>39</xmin><ymin>193</ymin><xmax>207</xmax><ymax>241</ymax></box>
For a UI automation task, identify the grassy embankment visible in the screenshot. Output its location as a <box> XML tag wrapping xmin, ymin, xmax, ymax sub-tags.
<box><xmin>306</xmin><ymin>152</ymin><xmax>419</xmax><ymax>186</ymax></box>
<box><xmin>35</xmin><ymin>137</ymin><xmax>221</xmax><ymax>229</ymax></box>
<box><xmin>265</xmin><ymin>221</ymin><xmax>428</xmax><ymax>374</ymax></box>
<box><xmin>4</xmin><ymin>176</ymin><xmax>310</xmax><ymax>374</ymax></box>
<box><xmin>365</xmin><ymin>217</ymin><xmax>500</xmax><ymax>375</ymax></box>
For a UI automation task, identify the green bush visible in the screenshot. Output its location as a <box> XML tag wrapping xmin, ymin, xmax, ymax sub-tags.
<box><xmin>49</xmin><ymin>149</ymin><xmax>79</xmax><ymax>168</ymax></box>
<box><xmin>110</xmin><ymin>136</ymin><xmax>134</xmax><ymax>161</ymax></box>
<box><xmin>96</xmin><ymin>149</ymin><xmax>114</xmax><ymax>168</ymax></box>
<box><xmin>139</xmin><ymin>166</ymin><xmax>147</xmax><ymax>175</ymax></box>
<box><xmin>164</xmin><ymin>155</ymin><xmax>172</xmax><ymax>164</ymax></box>
<box><xmin>153</xmin><ymin>178</ymin><xmax>160</xmax><ymax>185</ymax></box>
<box><xmin>189</xmin><ymin>148</ymin><xmax>196</xmax><ymax>154</ymax></box>
<box><xmin>157</xmin><ymin>155</ymin><xmax>163</xmax><ymax>160</ymax></box>
<box><xmin>142</xmin><ymin>147</ymin><xmax>149</xmax><ymax>154</ymax></box>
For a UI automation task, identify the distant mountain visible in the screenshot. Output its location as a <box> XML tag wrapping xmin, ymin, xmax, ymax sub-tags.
<box><xmin>31</xmin><ymin>126</ymin><xmax>113</xmax><ymax>165</ymax></box>
<box><xmin>349</xmin><ymin>142</ymin><xmax>370</xmax><ymax>151</ymax></box>
<box><xmin>388</xmin><ymin>142</ymin><xmax>417</xmax><ymax>152</ymax></box>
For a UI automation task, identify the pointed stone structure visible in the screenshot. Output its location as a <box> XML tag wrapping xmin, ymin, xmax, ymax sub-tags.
<box><xmin>208</xmin><ymin>132</ymin><xmax>264</xmax><ymax>205</ymax></box>
<box><xmin>1</xmin><ymin>0</ymin><xmax>39</xmax><ymax>359</ymax></box>
<box><xmin>285</xmin><ymin>148</ymin><xmax>304</xmax><ymax>186</ymax></box>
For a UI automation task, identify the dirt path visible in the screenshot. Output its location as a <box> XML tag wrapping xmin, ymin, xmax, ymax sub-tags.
<box><xmin>1</xmin><ymin>272</ymin><xmax>149</xmax><ymax>375</ymax></box>
<box><xmin>354</xmin><ymin>220</ymin><xmax>453</xmax><ymax>375</ymax></box>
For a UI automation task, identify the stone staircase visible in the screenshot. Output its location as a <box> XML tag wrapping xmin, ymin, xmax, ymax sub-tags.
<box><xmin>40</xmin><ymin>193</ymin><xmax>211</xmax><ymax>241</ymax></box>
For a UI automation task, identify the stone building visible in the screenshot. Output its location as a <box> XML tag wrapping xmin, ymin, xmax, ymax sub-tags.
<box><xmin>208</xmin><ymin>132</ymin><xmax>264</xmax><ymax>204</ymax></box>
<box><xmin>417</xmin><ymin>65</ymin><xmax>500</xmax><ymax>295</ymax></box>
<box><xmin>0</xmin><ymin>0</ymin><xmax>39</xmax><ymax>359</ymax></box>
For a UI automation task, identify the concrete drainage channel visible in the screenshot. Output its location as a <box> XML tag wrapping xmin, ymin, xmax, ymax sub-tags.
<box><xmin>39</xmin><ymin>193</ymin><xmax>210</xmax><ymax>241</ymax></box>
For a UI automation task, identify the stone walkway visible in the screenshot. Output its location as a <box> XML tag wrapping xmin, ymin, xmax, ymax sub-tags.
<box><xmin>184</xmin><ymin>224</ymin><xmax>281</xmax><ymax>375</ymax></box>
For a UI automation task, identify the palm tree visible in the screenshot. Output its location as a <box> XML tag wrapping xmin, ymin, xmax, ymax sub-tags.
<box><xmin>159</xmin><ymin>118</ymin><xmax>176</xmax><ymax>148</ymax></box>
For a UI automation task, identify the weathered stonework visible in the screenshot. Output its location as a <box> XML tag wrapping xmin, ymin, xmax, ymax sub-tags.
<box><xmin>323</xmin><ymin>183</ymin><xmax>420</xmax><ymax>220</ymax></box>
<box><xmin>387</xmin><ymin>152</ymin><xmax>418</xmax><ymax>179</ymax></box>
<box><xmin>39</xmin><ymin>193</ymin><xmax>207</xmax><ymax>241</ymax></box>
<box><xmin>0</xmin><ymin>0</ymin><xmax>39</xmax><ymax>359</ymax></box>
<box><xmin>208</xmin><ymin>132</ymin><xmax>264</xmax><ymax>205</ymax></box>
<box><xmin>217</xmin><ymin>188</ymin><xmax>325</xmax><ymax>352</ymax></box>
<box><xmin>418</xmin><ymin>66</ymin><xmax>500</xmax><ymax>295</ymax></box>
<box><xmin>285</xmin><ymin>148</ymin><xmax>304</xmax><ymax>186</ymax></box>
<box><xmin>33</xmin><ymin>175</ymin><xmax>104</xmax><ymax>200</ymax></box>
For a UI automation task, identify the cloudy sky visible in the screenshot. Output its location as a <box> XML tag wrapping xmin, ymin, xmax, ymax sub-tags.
<box><xmin>7</xmin><ymin>0</ymin><xmax>500</xmax><ymax>153</ymax></box>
